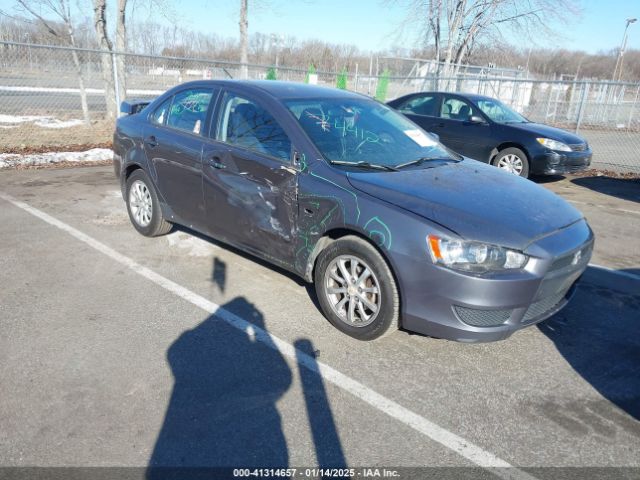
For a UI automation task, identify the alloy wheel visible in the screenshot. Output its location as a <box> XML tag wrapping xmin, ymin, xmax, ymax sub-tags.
<box><xmin>129</xmin><ymin>180</ymin><xmax>153</xmax><ymax>227</ymax></box>
<box><xmin>324</xmin><ymin>255</ymin><xmax>381</xmax><ymax>327</ymax></box>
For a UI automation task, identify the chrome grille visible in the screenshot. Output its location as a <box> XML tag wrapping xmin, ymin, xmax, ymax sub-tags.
<box><xmin>569</xmin><ymin>143</ymin><xmax>588</xmax><ymax>152</ymax></box>
<box><xmin>453</xmin><ymin>306</ymin><xmax>512</xmax><ymax>327</ymax></box>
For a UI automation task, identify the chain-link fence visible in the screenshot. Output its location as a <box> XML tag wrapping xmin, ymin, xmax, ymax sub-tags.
<box><xmin>1</xmin><ymin>41</ymin><xmax>639</xmax><ymax>172</ymax></box>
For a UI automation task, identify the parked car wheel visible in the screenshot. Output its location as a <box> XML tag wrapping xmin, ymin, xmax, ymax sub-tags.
<box><xmin>314</xmin><ymin>236</ymin><xmax>399</xmax><ymax>341</ymax></box>
<box><xmin>125</xmin><ymin>170</ymin><xmax>172</xmax><ymax>237</ymax></box>
<box><xmin>493</xmin><ymin>147</ymin><xmax>530</xmax><ymax>178</ymax></box>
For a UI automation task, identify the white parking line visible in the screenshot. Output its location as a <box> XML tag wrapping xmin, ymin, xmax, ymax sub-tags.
<box><xmin>0</xmin><ymin>191</ymin><xmax>537</xmax><ymax>480</ymax></box>
<box><xmin>568</xmin><ymin>199</ymin><xmax>640</xmax><ymax>216</ymax></box>
<box><xmin>588</xmin><ymin>263</ymin><xmax>640</xmax><ymax>282</ymax></box>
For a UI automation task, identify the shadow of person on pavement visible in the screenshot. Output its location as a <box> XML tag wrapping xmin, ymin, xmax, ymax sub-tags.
<box><xmin>295</xmin><ymin>339</ymin><xmax>347</xmax><ymax>469</ymax></box>
<box><xmin>147</xmin><ymin>296</ymin><xmax>292</xmax><ymax>476</ymax></box>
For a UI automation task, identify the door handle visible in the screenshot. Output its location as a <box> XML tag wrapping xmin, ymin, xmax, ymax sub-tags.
<box><xmin>144</xmin><ymin>135</ymin><xmax>158</xmax><ymax>148</ymax></box>
<box><xmin>435</xmin><ymin>122</ymin><xmax>445</xmax><ymax>128</ymax></box>
<box><xmin>208</xmin><ymin>156</ymin><xmax>226</xmax><ymax>169</ymax></box>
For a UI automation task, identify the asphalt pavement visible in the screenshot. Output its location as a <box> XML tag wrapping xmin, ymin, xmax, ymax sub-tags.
<box><xmin>0</xmin><ymin>166</ymin><xmax>638</xmax><ymax>479</ymax></box>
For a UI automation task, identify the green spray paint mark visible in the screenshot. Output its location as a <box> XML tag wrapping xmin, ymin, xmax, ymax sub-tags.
<box><xmin>364</xmin><ymin>216</ymin><xmax>392</xmax><ymax>249</ymax></box>
<box><xmin>309</xmin><ymin>171</ymin><xmax>361</xmax><ymax>224</ymax></box>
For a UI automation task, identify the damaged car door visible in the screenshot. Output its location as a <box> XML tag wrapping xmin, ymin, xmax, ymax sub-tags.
<box><xmin>201</xmin><ymin>90</ymin><xmax>298</xmax><ymax>267</ymax></box>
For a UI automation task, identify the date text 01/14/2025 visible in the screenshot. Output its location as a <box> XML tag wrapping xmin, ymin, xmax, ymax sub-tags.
<box><xmin>232</xmin><ymin>467</ymin><xmax>400</xmax><ymax>477</ymax></box>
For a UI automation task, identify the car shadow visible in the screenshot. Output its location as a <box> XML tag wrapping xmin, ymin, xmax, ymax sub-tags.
<box><xmin>538</xmin><ymin>269</ymin><xmax>640</xmax><ymax>422</ymax></box>
<box><xmin>530</xmin><ymin>174</ymin><xmax>566</xmax><ymax>184</ymax></box>
<box><xmin>174</xmin><ymin>224</ymin><xmax>308</xmax><ymax>288</ymax></box>
<box><xmin>147</xmin><ymin>259</ymin><xmax>346</xmax><ymax>477</ymax></box>
<box><xmin>570</xmin><ymin>176</ymin><xmax>640</xmax><ymax>203</ymax></box>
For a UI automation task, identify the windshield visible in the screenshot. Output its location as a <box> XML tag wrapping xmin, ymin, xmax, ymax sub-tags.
<box><xmin>285</xmin><ymin>98</ymin><xmax>459</xmax><ymax>168</ymax></box>
<box><xmin>476</xmin><ymin>99</ymin><xmax>528</xmax><ymax>124</ymax></box>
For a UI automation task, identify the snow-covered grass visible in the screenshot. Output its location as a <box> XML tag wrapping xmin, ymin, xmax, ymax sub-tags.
<box><xmin>0</xmin><ymin>114</ymin><xmax>44</xmax><ymax>124</ymax></box>
<box><xmin>0</xmin><ymin>114</ymin><xmax>86</xmax><ymax>129</ymax></box>
<box><xmin>0</xmin><ymin>148</ymin><xmax>113</xmax><ymax>169</ymax></box>
<box><xmin>0</xmin><ymin>85</ymin><xmax>163</xmax><ymax>95</ymax></box>
<box><xmin>35</xmin><ymin>118</ymin><xmax>85</xmax><ymax>129</ymax></box>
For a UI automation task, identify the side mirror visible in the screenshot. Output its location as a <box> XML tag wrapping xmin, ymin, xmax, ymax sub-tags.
<box><xmin>469</xmin><ymin>115</ymin><xmax>486</xmax><ymax>124</ymax></box>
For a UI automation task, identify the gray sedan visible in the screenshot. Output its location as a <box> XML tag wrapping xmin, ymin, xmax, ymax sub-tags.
<box><xmin>114</xmin><ymin>80</ymin><xmax>593</xmax><ymax>341</ymax></box>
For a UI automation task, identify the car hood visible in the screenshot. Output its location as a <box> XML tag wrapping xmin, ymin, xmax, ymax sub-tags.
<box><xmin>505</xmin><ymin>122</ymin><xmax>585</xmax><ymax>144</ymax></box>
<box><xmin>346</xmin><ymin>159</ymin><xmax>584</xmax><ymax>250</ymax></box>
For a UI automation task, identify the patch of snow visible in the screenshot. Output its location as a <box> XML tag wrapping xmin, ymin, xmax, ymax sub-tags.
<box><xmin>0</xmin><ymin>114</ymin><xmax>47</xmax><ymax>124</ymax></box>
<box><xmin>35</xmin><ymin>118</ymin><xmax>85</xmax><ymax>129</ymax></box>
<box><xmin>0</xmin><ymin>114</ymin><xmax>86</xmax><ymax>129</ymax></box>
<box><xmin>166</xmin><ymin>231</ymin><xmax>219</xmax><ymax>257</ymax></box>
<box><xmin>0</xmin><ymin>148</ymin><xmax>113</xmax><ymax>169</ymax></box>
<box><xmin>0</xmin><ymin>85</ymin><xmax>163</xmax><ymax>96</ymax></box>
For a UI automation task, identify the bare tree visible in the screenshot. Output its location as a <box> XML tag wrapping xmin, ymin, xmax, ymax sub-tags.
<box><xmin>239</xmin><ymin>0</ymin><xmax>248</xmax><ymax>78</ymax></box>
<box><xmin>115</xmin><ymin>0</ymin><xmax>127</xmax><ymax>109</ymax></box>
<box><xmin>92</xmin><ymin>0</ymin><xmax>117</xmax><ymax>119</ymax></box>
<box><xmin>16</xmin><ymin>0</ymin><xmax>91</xmax><ymax>124</ymax></box>
<box><xmin>393</xmin><ymin>0</ymin><xmax>580</xmax><ymax>87</ymax></box>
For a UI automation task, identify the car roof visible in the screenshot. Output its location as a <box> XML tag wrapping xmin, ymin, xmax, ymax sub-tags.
<box><xmin>173</xmin><ymin>79</ymin><xmax>366</xmax><ymax>101</ymax></box>
<box><xmin>415</xmin><ymin>91</ymin><xmax>496</xmax><ymax>102</ymax></box>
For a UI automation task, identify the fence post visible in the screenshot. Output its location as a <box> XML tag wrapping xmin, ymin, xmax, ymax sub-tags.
<box><xmin>112</xmin><ymin>51</ymin><xmax>121</xmax><ymax>116</ymax></box>
<box><xmin>367</xmin><ymin>55</ymin><xmax>373</xmax><ymax>96</ymax></box>
<box><xmin>354</xmin><ymin>63</ymin><xmax>359</xmax><ymax>93</ymax></box>
<box><xmin>575</xmin><ymin>82</ymin><xmax>589</xmax><ymax>134</ymax></box>
<box><xmin>627</xmin><ymin>84</ymin><xmax>640</xmax><ymax>129</ymax></box>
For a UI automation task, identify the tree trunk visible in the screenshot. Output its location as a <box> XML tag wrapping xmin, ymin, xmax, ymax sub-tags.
<box><xmin>69</xmin><ymin>39</ymin><xmax>90</xmax><ymax>125</ymax></box>
<box><xmin>115</xmin><ymin>0</ymin><xmax>127</xmax><ymax>105</ymax></box>
<box><xmin>239</xmin><ymin>0</ymin><xmax>248</xmax><ymax>79</ymax></box>
<box><xmin>92</xmin><ymin>0</ymin><xmax>117</xmax><ymax>119</ymax></box>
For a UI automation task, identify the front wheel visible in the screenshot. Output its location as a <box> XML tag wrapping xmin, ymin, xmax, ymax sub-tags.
<box><xmin>493</xmin><ymin>147</ymin><xmax>530</xmax><ymax>178</ymax></box>
<box><xmin>314</xmin><ymin>236</ymin><xmax>399</xmax><ymax>341</ymax></box>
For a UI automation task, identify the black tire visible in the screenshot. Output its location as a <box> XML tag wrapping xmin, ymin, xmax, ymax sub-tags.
<box><xmin>125</xmin><ymin>169</ymin><xmax>172</xmax><ymax>237</ymax></box>
<box><xmin>314</xmin><ymin>235</ymin><xmax>399</xmax><ymax>341</ymax></box>
<box><xmin>492</xmin><ymin>147</ymin><xmax>530</xmax><ymax>178</ymax></box>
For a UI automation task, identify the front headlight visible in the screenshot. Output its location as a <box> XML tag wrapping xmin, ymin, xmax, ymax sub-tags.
<box><xmin>536</xmin><ymin>138</ymin><xmax>571</xmax><ymax>152</ymax></box>
<box><xmin>427</xmin><ymin>235</ymin><xmax>528</xmax><ymax>273</ymax></box>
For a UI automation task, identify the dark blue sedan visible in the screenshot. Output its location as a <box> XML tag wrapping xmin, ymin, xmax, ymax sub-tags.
<box><xmin>114</xmin><ymin>80</ymin><xmax>593</xmax><ymax>342</ymax></box>
<box><xmin>388</xmin><ymin>92</ymin><xmax>592</xmax><ymax>177</ymax></box>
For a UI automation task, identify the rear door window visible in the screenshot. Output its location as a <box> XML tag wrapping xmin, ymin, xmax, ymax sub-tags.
<box><xmin>165</xmin><ymin>88</ymin><xmax>214</xmax><ymax>135</ymax></box>
<box><xmin>440</xmin><ymin>96</ymin><xmax>476</xmax><ymax>121</ymax></box>
<box><xmin>398</xmin><ymin>95</ymin><xmax>438</xmax><ymax>116</ymax></box>
<box><xmin>151</xmin><ymin>97</ymin><xmax>172</xmax><ymax>125</ymax></box>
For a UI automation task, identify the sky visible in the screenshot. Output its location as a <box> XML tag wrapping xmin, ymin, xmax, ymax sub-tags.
<box><xmin>2</xmin><ymin>0</ymin><xmax>639</xmax><ymax>54</ymax></box>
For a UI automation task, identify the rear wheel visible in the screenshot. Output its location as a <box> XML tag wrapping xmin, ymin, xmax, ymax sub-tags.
<box><xmin>314</xmin><ymin>236</ymin><xmax>399</xmax><ymax>341</ymax></box>
<box><xmin>493</xmin><ymin>147</ymin><xmax>530</xmax><ymax>178</ymax></box>
<box><xmin>125</xmin><ymin>169</ymin><xmax>172</xmax><ymax>237</ymax></box>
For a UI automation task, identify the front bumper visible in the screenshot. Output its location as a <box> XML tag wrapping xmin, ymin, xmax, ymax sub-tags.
<box><xmin>531</xmin><ymin>149</ymin><xmax>592</xmax><ymax>175</ymax></box>
<box><xmin>398</xmin><ymin>220</ymin><xmax>594</xmax><ymax>342</ymax></box>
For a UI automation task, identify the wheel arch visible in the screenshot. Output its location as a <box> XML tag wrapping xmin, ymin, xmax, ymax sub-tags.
<box><xmin>304</xmin><ymin>227</ymin><xmax>403</xmax><ymax>327</ymax></box>
<box><xmin>490</xmin><ymin>142</ymin><xmax>530</xmax><ymax>164</ymax></box>
<box><xmin>120</xmin><ymin>162</ymin><xmax>144</xmax><ymax>198</ymax></box>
